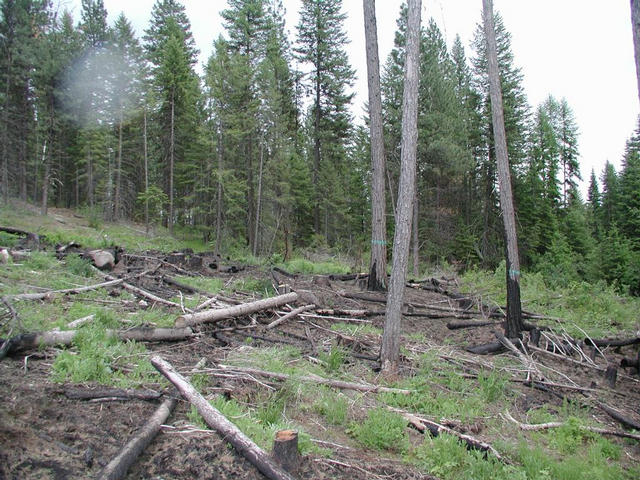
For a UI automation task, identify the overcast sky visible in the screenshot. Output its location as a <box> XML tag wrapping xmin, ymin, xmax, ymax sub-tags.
<box><xmin>59</xmin><ymin>0</ymin><xmax>639</xmax><ymax>192</ymax></box>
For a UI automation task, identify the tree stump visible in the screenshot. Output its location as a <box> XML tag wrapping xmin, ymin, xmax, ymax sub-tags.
<box><xmin>272</xmin><ymin>430</ymin><xmax>300</xmax><ymax>473</ymax></box>
<box><xmin>604</xmin><ymin>365</ymin><xmax>618</xmax><ymax>389</ymax></box>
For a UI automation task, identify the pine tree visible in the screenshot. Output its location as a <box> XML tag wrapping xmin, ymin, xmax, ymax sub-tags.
<box><xmin>618</xmin><ymin>120</ymin><xmax>640</xmax><ymax>246</ymax></box>
<box><xmin>600</xmin><ymin>161</ymin><xmax>620</xmax><ymax>233</ymax></box>
<box><xmin>557</xmin><ymin>98</ymin><xmax>580</xmax><ymax>207</ymax></box>
<box><xmin>144</xmin><ymin>0</ymin><xmax>200</xmax><ymax>232</ymax></box>
<box><xmin>296</xmin><ymin>0</ymin><xmax>355</xmax><ymax>241</ymax></box>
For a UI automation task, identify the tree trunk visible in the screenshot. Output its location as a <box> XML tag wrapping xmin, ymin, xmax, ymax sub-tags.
<box><xmin>143</xmin><ymin>107</ymin><xmax>149</xmax><ymax>235</ymax></box>
<box><xmin>632</xmin><ymin>0</ymin><xmax>640</xmax><ymax>105</ymax></box>
<box><xmin>40</xmin><ymin>140</ymin><xmax>49</xmax><ymax>216</ymax></box>
<box><xmin>380</xmin><ymin>0</ymin><xmax>422</xmax><ymax>375</ymax></box>
<box><xmin>483</xmin><ymin>0</ymin><xmax>524</xmax><ymax>339</ymax></box>
<box><xmin>115</xmin><ymin>105</ymin><xmax>123</xmax><ymax>220</ymax></box>
<box><xmin>215</xmin><ymin>121</ymin><xmax>224</xmax><ymax>256</ymax></box>
<box><xmin>364</xmin><ymin>0</ymin><xmax>388</xmax><ymax>292</ymax></box>
<box><xmin>313</xmin><ymin>60</ymin><xmax>322</xmax><ymax>235</ymax></box>
<box><xmin>412</xmin><ymin>186</ymin><xmax>419</xmax><ymax>277</ymax></box>
<box><xmin>254</xmin><ymin>138</ymin><xmax>265</xmax><ymax>257</ymax></box>
<box><xmin>169</xmin><ymin>90</ymin><xmax>175</xmax><ymax>233</ymax></box>
<box><xmin>88</xmin><ymin>145</ymin><xmax>94</xmax><ymax>207</ymax></box>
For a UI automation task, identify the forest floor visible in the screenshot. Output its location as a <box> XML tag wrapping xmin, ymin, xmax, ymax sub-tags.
<box><xmin>1</xmin><ymin>202</ymin><xmax>640</xmax><ymax>480</ymax></box>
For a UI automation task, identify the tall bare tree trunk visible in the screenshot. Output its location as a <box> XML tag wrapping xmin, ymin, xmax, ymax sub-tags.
<box><xmin>88</xmin><ymin>145</ymin><xmax>94</xmax><ymax>208</ymax></box>
<box><xmin>169</xmin><ymin>90</ymin><xmax>175</xmax><ymax>234</ymax></box>
<box><xmin>632</xmin><ymin>0</ymin><xmax>640</xmax><ymax>105</ymax></box>
<box><xmin>114</xmin><ymin>106</ymin><xmax>123</xmax><ymax>219</ymax></box>
<box><xmin>380</xmin><ymin>0</ymin><xmax>422</xmax><ymax>375</ymax></box>
<box><xmin>364</xmin><ymin>0</ymin><xmax>388</xmax><ymax>291</ymax></box>
<box><xmin>313</xmin><ymin>61</ymin><xmax>322</xmax><ymax>235</ymax></box>
<box><xmin>483</xmin><ymin>0</ymin><xmax>524</xmax><ymax>339</ymax></box>
<box><xmin>254</xmin><ymin>138</ymin><xmax>265</xmax><ymax>257</ymax></box>
<box><xmin>143</xmin><ymin>107</ymin><xmax>149</xmax><ymax>235</ymax></box>
<box><xmin>215</xmin><ymin>122</ymin><xmax>223</xmax><ymax>256</ymax></box>
<box><xmin>40</xmin><ymin>140</ymin><xmax>49</xmax><ymax>216</ymax></box>
<box><xmin>412</xmin><ymin>187</ymin><xmax>419</xmax><ymax>277</ymax></box>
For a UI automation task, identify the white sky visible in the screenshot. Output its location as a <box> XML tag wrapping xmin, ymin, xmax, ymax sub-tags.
<box><xmin>59</xmin><ymin>0</ymin><xmax>639</xmax><ymax>191</ymax></box>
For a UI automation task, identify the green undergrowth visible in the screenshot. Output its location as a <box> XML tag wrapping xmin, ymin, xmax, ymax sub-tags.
<box><xmin>461</xmin><ymin>261</ymin><xmax>640</xmax><ymax>338</ymax></box>
<box><xmin>170</xmin><ymin>275</ymin><xmax>223</xmax><ymax>295</ymax></box>
<box><xmin>51</xmin><ymin>312</ymin><xmax>156</xmax><ymax>387</ymax></box>
<box><xmin>330</xmin><ymin>322</ymin><xmax>382</xmax><ymax>336</ymax></box>
<box><xmin>275</xmin><ymin>257</ymin><xmax>351</xmax><ymax>275</ymax></box>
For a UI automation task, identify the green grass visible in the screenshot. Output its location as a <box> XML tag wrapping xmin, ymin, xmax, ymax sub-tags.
<box><xmin>230</xmin><ymin>277</ymin><xmax>275</xmax><ymax>297</ymax></box>
<box><xmin>275</xmin><ymin>257</ymin><xmax>351</xmax><ymax>275</ymax></box>
<box><xmin>310</xmin><ymin>386</ymin><xmax>349</xmax><ymax>425</ymax></box>
<box><xmin>461</xmin><ymin>262</ymin><xmax>640</xmax><ymax>338</ymax></box>
<box><xmin>51</xmin><ymin>314</ymin><xmax>156</xmax><ymax>387</ymax></box>
<box><xmin>330</xmin><ymin>322</ymin><xmax>382</xmax><ymax>336</ymax></box>
<box><xmin>170</xmin><ymin>275</ymin><xmax>223</xmax><ymax>295</ymax></box>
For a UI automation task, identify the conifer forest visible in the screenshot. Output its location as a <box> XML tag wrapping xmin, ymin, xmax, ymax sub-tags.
<box><xmin>1</xmin><ymin>0</ymin><xmax>639</xmax><ymax>295</ymax></box>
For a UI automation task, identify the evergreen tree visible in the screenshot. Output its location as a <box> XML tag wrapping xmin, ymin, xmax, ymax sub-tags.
<box><xmin>557</xmin><ymin>98</ymin><xmax>580</xmax><ymax>207</ymax></box>
<box><xmin>296</xmin><ymin>0</ymin><xmax>355</xmax><ymax>241</ymax></box>
<box><xmin>618</xmin><ymin>120</ymin><xmax>640</xmax><ymax>246</ymax></box>
<box><xmin>144</xmin><ymin>0</ymin><xmax>200</xmax><ymax>232</ymax></box>
<box><xmin>599</xmin><ymin>160</ymin><xmax>619</xmax><ymax>233</ymax></box>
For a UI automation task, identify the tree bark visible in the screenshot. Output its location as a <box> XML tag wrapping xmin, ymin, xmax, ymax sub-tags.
<box><xmin>97</xmin><ymin>396</ymin><xmax>176</xmax><ymax>480</ymax></box>
<box><xmin>482</xmin><ymin>0</ymin><xmax>524</xmax><ymax>339</ymax></box>
<box><xmin>151</xmin><ymin>356</ymin><xmax>297</xmax><ymax>480</ymax></box>
<box><xmin>40</xmin><ymin>140</ymin><xmax>49</xmax><ymax>216</ymax></box>
<box><xmin>363</xmin><ymin>0</ymin><xmax>387</xmax><ymax>292</ymax></box>
<box><xmin>632</xmin><ymin>0</ymin><xmax>640</xmax><ymax>105</ymax></box>
<box><xmin>254</xmin><ymin>138</ymin><xmax>265</xmax><ymax>257</ymax></box>
<box><xmin>175</xmin><ymin>292</ymin><xmax>299</xmax><ymax>328</ymax></box>
<box><xmin>114</xmin><ymin>106</ymin><xmax>123</xmax><ymax>220</ymax></box>
<box><xmin>144</xmin><ymin>107</ymin><xmax>149</xmax><ymax>235</ymax></box>
<box><xmin>215</xmin><ymin>121</ymin><xmax>224</xmax><ymax>255</ymax></box>
<box><xmin>169</xmin><ymin>89</ymin><xmax>175</xmax><ymax>233</ymax></box>
<box><xmin>380</xmin><ymin>0</ymin><xmax>422</xmax><ymax>375</ymax></box>
<box><xmin>272</xmin><ymin>430</ymin><xmax>300</xmax><ymax>474</ymax></box>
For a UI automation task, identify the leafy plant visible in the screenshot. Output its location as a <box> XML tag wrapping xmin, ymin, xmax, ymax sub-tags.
<box><xmin>348</xmin><ymin>407</ymin><xmax>408</xmax><ymax>453</ymax></box>
<box><xmin>318</xmin><ymin>345</ymin><xmax>346</xmax><ymax>373</ymax></box>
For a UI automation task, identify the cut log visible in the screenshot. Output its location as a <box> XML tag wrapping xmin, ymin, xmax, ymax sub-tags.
<box><xmin>96</xmin><ymin>396</ymin><xmax>177</xmax><ymax>480</ymax></box>
<box><xmin>67</xmin><ymin>314</ymin><xmax>96</xmax><ymax>329</ymax></box>
<box><xmin>272</xmin><ymin>430</ymin><xmax>300</xmax><ymax>473</ymax></box>
<box><xmin>64</xmin><ymin>387</ymin><xmax>162</xmax><ymax>401</ymax></box>
<box><xmin>598</xmin><ymin>403</ymin><xmax>640</xmax><ymax>431</ymax></box>
<box><xmin>315</xmin><ymin>308</ymin><xmax>382</xmax><ymax>317</ymax></box>
<box><xmin>446</xmin><ymin>320</ymin><xmax>501</xmax><ymax>330</ymax></box>
<box><xmin>2</xmin><ymin>327</ymin><xmax>193</xmax><ymax>353</ymax></box>
<box><xmin>162</xmin><ymin>275</ymin><xmax>198</xmax><ymax>294</ymax></box>
<box><xmin>87</xmin><ymin>249</ymin><xmax>116</xmax><ymax>270</ymax></box>
<box><xmin>266</xmin><ymin>305</ymin><xmax>315</xmax><ymax>330</ymax></box>
<box><xmin>175</xmin><ymin>292</ymin><xmax>298</xmax><ymax>328</ymax></box>
<box><xmin>150</xmin><ymin>356</ymin><xmax>297</xmax><ymax>480</ymax></box>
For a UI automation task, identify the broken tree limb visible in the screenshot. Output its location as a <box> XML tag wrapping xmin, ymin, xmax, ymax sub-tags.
<box><xmin>266</xmin><ymin>305</ymin><xmax>315</xmax><ymax>330</ymax></box>
<box><xmin>391</xmin><ymin>407</ymin><xmax>504</xmax><ymax>462</ymax></box>
<box><xmin>466</xmin><ymin>342</ymin><xmax>505</xmax><ymax>355</ymax></box>
<box><xmin>214</xmin><ymin>364</ymin><xmax>411</xmax><ymax>395</ymax></box>
<box><xmin>96</xmin><ymin>396</ymin><xmax>177</xmax><ymax>480</ymax></box>
<box><xmin>6</xmin><ymin>278</ymin><xmax>124</xmax><ymax>301</ymax></box>
<box><xmin>175</xmin><ymin>292</ymin><xmax>298</xmax><ymax>328</ymax></box>
<box><xmin>2</xmin><ymin>327</ymin><xmax>194</xmax><ymax>353</ymax></box>
<box><xmin>150</xmin><ymin>356</ymin><xmax>297</xmax><ymax>480</ymax></box>
<box><xmin>503</xmin><ymin>410</ymin><xmax>640</xmax><ymax>442</ymax></box>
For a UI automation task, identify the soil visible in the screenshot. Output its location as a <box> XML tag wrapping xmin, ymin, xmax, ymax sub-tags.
<box><xmin>1</xmin><ymin>220</ymin><xmax>640</xmax><ymax>479</ymax></box>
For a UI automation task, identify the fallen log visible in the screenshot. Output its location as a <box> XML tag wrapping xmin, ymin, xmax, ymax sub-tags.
<box><xmin>447</xmin><ymin>320</ymin><xmax>502</xmax><ymax>330</ymax></box>
<box><xmin>315</xmin><ymin>308</ymin><xmax>382</xmax><ymax>317</ymax></box>
<box><xmin>64</xmin><ymin>387</ymin><xmax>162</xmax><ymax>401</ymax></box>
<box><xmin>598</xmin><ymin>403</ymin><xmax>640</xmax><ymax>431</ymax></box>
<box><xmin>2</xmin><ymin>327</ymin><xmax>194</xmax><ymax>353</ymax></box>
<box><xmin>585</xmin><ymin>336</ymin><xmax>640</xmax><ymax>348</ymax></box>
<box><xmin>96</xmin><ymin>396</ymin><xmax>177</xmax><ymax>480</ymax></box>
<box><xmin>215</xmin><ymin>364</ymin><xmax>411</xmax><ymax>395</ymax></box>
<box><xmin>266</xmin><ymin>304</ymin><xmax>315</xmax><ymax>330</ymax></box>
<box><xmin>466</xmin><ymin>342</ymin><xmax>505</xmax><ymax>355</ymax></box>
<box><xmin>150</xmin><ymin>356</ymin><xmax>297</xmax><ymax>480</ymax></box>
<box><xmin>393</xmin><ymin>408</ymin><xmax>504</xmax><ymax>461</ymax></box>
<box><xmin>175</xmin><ymin>292</ymin><xmax>298</xmax><ymax>328</ymax></box>
<box><xmin>162</xmin><ymin>275</ymin><xmax>199</xmax><ymax>294</ymax></box>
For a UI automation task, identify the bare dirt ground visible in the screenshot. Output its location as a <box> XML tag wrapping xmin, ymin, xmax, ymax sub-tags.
<box><xmin>1</xmin><ymin>227</ymin><xmax>640</xmax><ymax>479</ymax></box>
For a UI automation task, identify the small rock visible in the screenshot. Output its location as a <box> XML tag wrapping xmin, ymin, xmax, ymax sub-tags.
<box><xmin>138</xmin><ymin>300</ymin><xmax>149</xmax><ymax>308</ymax></box>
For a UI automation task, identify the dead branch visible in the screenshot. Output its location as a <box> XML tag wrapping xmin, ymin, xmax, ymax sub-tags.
<box><xmin>6</xmin><ymin>278</ymin><xmax>124</xmax><ymax>301</ymax></box>
<box><xmin>67</xmin><ymin>314</ymin><xmax>96</xmax><ymax>329</ymax></box>
<box><xmin>96</xmin><ymin>396</ymin><xmax>177</xmax><ymax>480</ymax></box>
<box><xmin>585</xmin><ymin>336</ymin><xmax>640</xmax><ymax>348</ymax></box>
<box><xmin>175</xmin><ymin>292</ymin><xmax>298</xmax><ymax>328</ymax></box>
<box><xmin>503</xmin><ymin>410</ymin><xmax>640</xmax><ymax>442</ymax></box>
<box><xmin>213</xmin><ymin>364</ymin><xmax>411</xmax><ymax>395</ymax></box>
<box><xmin>266</xmin><ymin>304</ymin><xmax>315</xmax><ymax>330</ymax></box>
<box><xmin>598</xmin><ymin>403</ymin><xmax>640</xmax><ymax>431</ymax></box>
<box><xmin>447</xmin><ymin>320</ymin><xmax>502</xmax><ymax>330</ymax></box>
<box><xmin>150</xmin><ymin>356</ymin><xmax>297</xmax><ymax>480</ymax></box>
<box><xmin>390</xmin><ymin>407</ymin><xmax>504</xmax><ymax>462</ymax></box>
